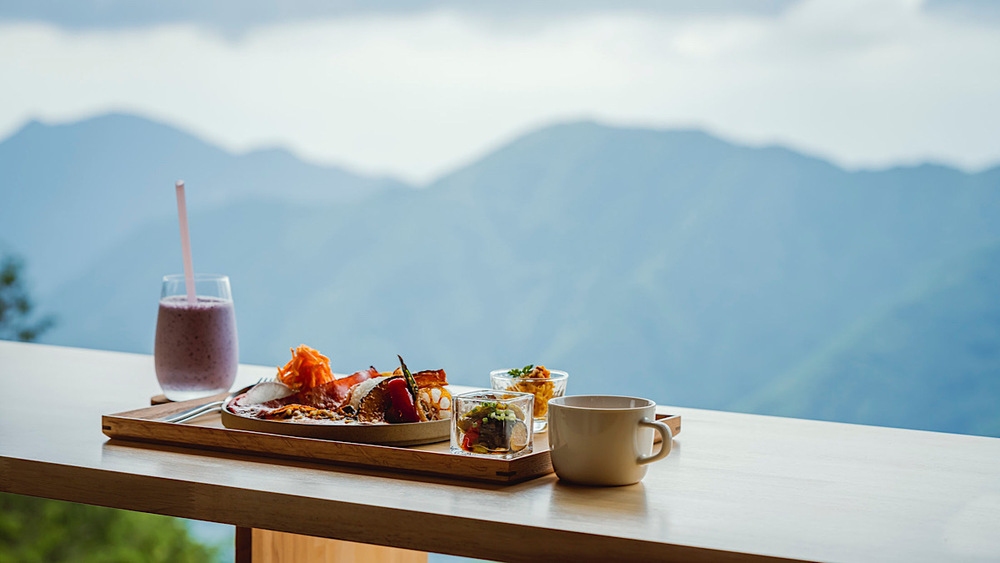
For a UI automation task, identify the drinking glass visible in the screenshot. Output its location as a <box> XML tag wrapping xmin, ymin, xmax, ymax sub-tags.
<box><xmin>451</xmin><ymin>390</ymin><xmax>534</xmax><ymax>459</ymax></box>
<box><xmin>154</xmin><ymin>274</ymin><xmax>238</xmax><ymax>401</ymax></box>
<box><xmin>490</xmin><ymin>369</ymin><xmax>568</xmax><ymax>432</ymax></box>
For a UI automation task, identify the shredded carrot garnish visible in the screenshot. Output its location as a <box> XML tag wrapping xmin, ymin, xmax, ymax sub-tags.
<box><xmin>276</xmin><ymin>345</ymin><xmax>335</xmax><ymax>391</ymax></box>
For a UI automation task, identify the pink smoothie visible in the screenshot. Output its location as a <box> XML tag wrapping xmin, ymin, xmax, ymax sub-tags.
<box><xmin>155</xmin><ymin>295</ymin><xmax>238</xmax><ymax>401</ymax></box>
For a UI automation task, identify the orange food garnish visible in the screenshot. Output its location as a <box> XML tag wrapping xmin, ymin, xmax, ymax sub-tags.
<box><xmin>276</xmin><ymin>345</ymin><xmax>335</xmax><ymax>391</ymax></box>
<box><xmin>507</xmin><ymin>365</ymin><xmax>553</xmax><ymax>418</ymax></box>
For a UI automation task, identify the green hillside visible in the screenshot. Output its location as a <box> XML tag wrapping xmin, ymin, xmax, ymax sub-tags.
<box><xmin>739</xmin><ymin>244</ymin><xmax>1000</xmax><ymax>436</ymax></box>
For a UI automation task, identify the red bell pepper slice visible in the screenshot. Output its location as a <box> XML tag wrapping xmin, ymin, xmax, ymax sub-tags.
<box><xmin>386</xmin><ymin>377</ymin><xmax>420</xmax><ymax>423</ymax></box>
<box><xmin>462</xmin><ymin>424</ymin><xmax>480</xmax><ymax>451</ymax></box>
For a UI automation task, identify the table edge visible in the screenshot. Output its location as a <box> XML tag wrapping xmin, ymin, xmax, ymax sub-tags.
<box><xmin>0</xmin><ymin>455</ymin><xmax>801</xmax><ymax>563</ymax></box>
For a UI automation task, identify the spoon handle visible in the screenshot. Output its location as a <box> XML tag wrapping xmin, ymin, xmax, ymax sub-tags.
<box><xmin>162</xmin><ymin>400</ymin><xmax>224</xmax><ymax>423</ymax></box>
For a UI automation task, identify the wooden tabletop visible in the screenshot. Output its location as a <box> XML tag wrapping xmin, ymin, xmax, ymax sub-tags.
<box><xmin>2</xmin><ymin>341</ymin><xmax>999</xmax><ymax>562</ymax></box>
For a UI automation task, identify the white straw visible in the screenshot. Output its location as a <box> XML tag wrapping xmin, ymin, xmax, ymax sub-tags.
<box><xmin>174</xmin><ymin>180</ymin><xmax>196</xmax><ymax>305</ymax></box>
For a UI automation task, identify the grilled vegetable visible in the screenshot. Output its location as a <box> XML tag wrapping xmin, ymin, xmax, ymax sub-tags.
<box><xmin>385</xmin><ymin>377</ymin><xmax>420</xmax><ymax>423</ymax></box>
<box><xmin>397</xmin><ymin>355</ymin><xmax>428</xmax><ymax>422</ymax></box>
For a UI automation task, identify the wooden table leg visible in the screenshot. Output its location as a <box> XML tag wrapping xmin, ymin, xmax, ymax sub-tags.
<box><xmin>236</xmin><ymin>527</ymin><xmax>427</xmax><ymax>563</ymax></box>
<box><xmin>236</xmin><ymin>527</ymin><xmax>253</xmax><ymax>563</ymax></box>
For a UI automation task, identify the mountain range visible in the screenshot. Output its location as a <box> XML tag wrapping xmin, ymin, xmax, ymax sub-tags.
<box><xmin>0</xmin><ymin>114</ymin><xmax>407</xmax><ymax>294</ymax></box>
<box><xmin>2</xmin><ymin>113</ymin><xmax>998</xmax><ymax>437</ymax></box>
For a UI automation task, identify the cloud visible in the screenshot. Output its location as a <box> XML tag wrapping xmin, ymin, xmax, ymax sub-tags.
<box><xmin>0</xmin><ymin>0</ymin><xmax>998</xmax><ymax>183</ymax></box>
<box><xmin>0</xmin><ymin>0</ymin><xmax>799</xmax><ymax>34</ymax></box>
<box><xmin>923</xmin><ymin>0</ymin><xmax>1000</xmax><ymax>23</ymax></box>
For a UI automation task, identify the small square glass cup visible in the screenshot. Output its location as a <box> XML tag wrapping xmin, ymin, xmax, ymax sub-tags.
<box><xmin>451</xmin><ymin>391</ymin><xmax>534</xmax><ymax>459</ymax></box>
<box><xmin>490</xmin><ymin>369</ymin><xmax>569</xmax><ymax>433</ymax></box>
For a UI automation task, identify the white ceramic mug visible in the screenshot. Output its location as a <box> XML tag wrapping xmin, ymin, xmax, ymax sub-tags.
<box><xmin>548</xmin><ymin>395</ymin><xmax>672</xmax><ymax>486</ymax></box>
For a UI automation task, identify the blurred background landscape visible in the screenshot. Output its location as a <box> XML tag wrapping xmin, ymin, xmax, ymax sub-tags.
<box><xmin>2</xmin><ymin>0</ymin><xmax>999</xmax><ymax>561</ymax></box>
<box><xmin>5</xmin><ymin>113</ymin><xmax>1000</xmax><ymax>437</ymax></box>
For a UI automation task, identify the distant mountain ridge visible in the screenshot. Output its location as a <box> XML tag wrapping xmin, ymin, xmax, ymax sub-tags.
<box><xmin>13</xmin><ymin>114</ymin><xmax>1000</xmax><ymax>438</ymax></box>
<box><xmin>444</xmin><ymin>122</ymin><xmax>1000</xmax><ymax>404</ymax></box>
<box><xmin>739</xmin><ymin>243</ymin><xmax>1000</xmax><ymax>436</ymax></box>
<box><xmin>0</xmin><ymin>113</ymin><xmax>409</xmax><ymax>294</ymax></box>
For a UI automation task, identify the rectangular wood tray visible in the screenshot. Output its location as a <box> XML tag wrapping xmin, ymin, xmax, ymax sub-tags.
<box><xmin>102</xmin><ymin>395</ymin><xmax>681</xmax><ymax>484</ymax></box>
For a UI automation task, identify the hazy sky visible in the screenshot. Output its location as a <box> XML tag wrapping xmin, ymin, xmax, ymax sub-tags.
<box><xmin>1</xmin><ymin>0</ymin><xmax>999</xmax><ymax>182</ymax></box>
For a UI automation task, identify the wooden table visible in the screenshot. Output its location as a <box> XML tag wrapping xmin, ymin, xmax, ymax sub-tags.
<box><xmin>2</xmin><ymin>341</ymin><xmax>999</xmax><ymax>562</ymax></box>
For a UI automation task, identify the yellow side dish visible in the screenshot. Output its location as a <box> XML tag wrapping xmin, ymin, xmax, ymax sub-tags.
<box><xmin>506</xmin><ymin>366</ymin><xmax>553</xmax><ymax>418</ymax></box>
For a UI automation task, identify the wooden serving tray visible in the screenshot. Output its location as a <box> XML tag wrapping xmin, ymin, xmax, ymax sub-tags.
<box><xmin>102</xmin><ymin>395</ymin><xmax>681</xmax><ymax>484</ymax></box>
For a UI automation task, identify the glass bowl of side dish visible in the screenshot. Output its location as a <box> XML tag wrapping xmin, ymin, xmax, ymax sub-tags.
<box><xmin>451</xmin><ymin>391</ymin><xmax>533</xmax><ymax>459</ymax></box>
<box><xmin>490</xmin><ymin>366</ymin><xmax>568</xmax><ymax>433</ymax></box>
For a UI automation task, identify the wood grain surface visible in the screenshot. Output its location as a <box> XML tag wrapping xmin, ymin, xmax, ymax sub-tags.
<box><xmin>3</xmin><ymin>341</ymin><xmax>1000</xmax><ymax>562</ymax></box>
<box><xmin>102</xmin><ymin>398</ymin><xmax>680</xmax><ymax>484</ymax></box>
<box><xmin>250</xmin><ymin>529</ymin><xmax>426</xmax><ymax>563</ymax></box>
<box><xmin>102</xmin><ymin>404</ymin><xmax>552</xmax><ymax>484</ymax></box>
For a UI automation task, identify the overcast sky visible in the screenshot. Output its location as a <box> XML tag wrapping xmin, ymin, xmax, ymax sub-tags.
<box><xmin>1</xmin><ymin>0</ymin><xmax>999</xmax><ymax>183</ymax></box>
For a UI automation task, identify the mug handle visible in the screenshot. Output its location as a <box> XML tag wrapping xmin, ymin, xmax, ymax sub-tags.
<box><xmin>636</xmin><ymin>418</ymin><xmax>673</xmax><ymax>465</ymax></box>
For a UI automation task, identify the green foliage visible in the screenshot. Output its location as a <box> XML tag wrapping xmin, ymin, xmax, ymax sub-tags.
<box><xmin>506</xmin><ymin>365</ymin><xmax>534</xmax><ymax>378</ymax></box>
<box><xmin>0</xmin><ymin>259</ymin><xmax>218</xmax><ymax>560</ymax></box>
<box><xmin>0</xmin><ymin>493</ymin><xmax>221</xmax><ymax>563</ymax></box>
<box><xmin>0</xmin><ymin>255</ymin><xmax>55</xmax><ymax>342</ymax></box>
